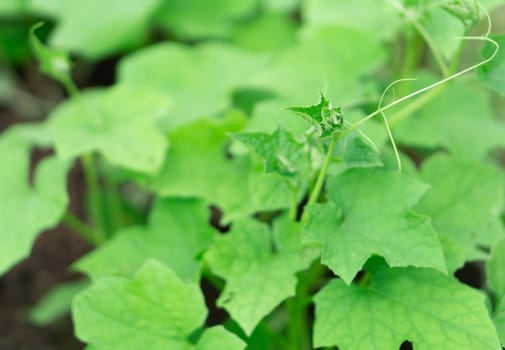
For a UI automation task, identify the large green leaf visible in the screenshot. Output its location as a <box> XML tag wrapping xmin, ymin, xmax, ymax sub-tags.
<box><xmin>205</xmin><ymin>216</ymin><xmax>311</xmax><ymax>334</ymax></box>
<box><xmin>155</xmin><ymin>0</ymin><xmax>256</xmax><ymax>39</ymax></box>
<box><xmin>74</xmin><ymin>199</ymin><xmax>214</xmax><ymax>282</ymax></box>
<box><xmin>395</xmin><ymin>79</ymin><xmax>505</xmax><ymax>159</ymax></box>
<box><xmin>0</xmin><ymin>127</ymin><xmax>70</xmax><ymax>275</ymax></box>
<box><xmin>142</xmin><ymin>112</ymin><xmax>292</xmax><ymax>220</ymax></box>
<box><xmin>313</xmin><ymin>262</ymin><xmax>501</xmax><ymax>349</ymax></box>
<box><xmin>302</xmin><ymin>168</ymin><xmax>446</xmax><ymax>284</ymax></box>
<box><xmin>416</xmin><ymin>154</ymin><xmax>504</xmax><ymax>266</ymax></box>
<box><xmin>73</xmin><ymin>260</ymin><xmax>245</xmax><ymax>350</ymax></box>
<box><xmin>252</xmin><ymin>26</ymin><xmax>386</xmax><ymax>105</ymax></box>
<box><xmin>303</xmin><ymin>0</ymin><xmax>401</xmax><ymax>39</ymax></box>
<box><xmin>47</xmin><ymin>85</ymin><xmax>169</xmax><ymax>174</ymax></box>
<box><xmin>29</xmin><ymin>0</ymin><xmax>161</xmax><ymax>58</ymax></box>
<box><xmin>118</xmin><ymin>42</ymin><xmax>265</xmax><ymax>130</ymax></box>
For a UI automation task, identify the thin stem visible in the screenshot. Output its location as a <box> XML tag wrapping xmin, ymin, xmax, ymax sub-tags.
<box><xmin>307</xmin><ymin>135</ymin><xmax>338</xmax><ymax>206</ymax></box>
<box><xmin>81</xmin><ymin>154</ymin><xmax>107</xmax><ymax>243</ymax></box>
<box><xmin>61</xmin><ymin>212</ymin><xmax>100</xmax><ymax>245</ymax></box>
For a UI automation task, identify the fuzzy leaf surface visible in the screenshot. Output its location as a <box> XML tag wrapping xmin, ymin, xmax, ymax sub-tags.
<box><xmin>314</xmin><ymin>264</ymin><xmax>501</xmax><ymax>349</ymax></box>
<box><xmin>205</xmin><ymin>216</ymin><xmax>310</xmax><ymax>334</ymax></box>
<box><xmin>416</xmin><ymin>154</ymin><xmax>504</xmax><ymax>265</ymax></box>
<box><xmin>47</xmin><ymin>85</ymin><xmax>169</xmax><ymax>174</ymax></box>
<box><xmin>74</xmin><ymin>199</ymin><xmax>213</xmax><ymax>282</ymax></box>
<box><xmin>0</xmin><ymin>129</ymin><xmax>69</xmax><ymax>275</ymax></box>
<box><xmin>302</xmin><ymin>168</ymin><xmax>446</xmax><ymax>284</ymax></box>
<box><xmin>73</xmin><ymin>260</ymin><xmax>244</xmax><ymax>350</ymax></box>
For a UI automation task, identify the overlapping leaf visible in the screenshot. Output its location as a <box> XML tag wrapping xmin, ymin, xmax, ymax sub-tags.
<box><xmin>205</xmin><ymin>216</ymin><xmax>311</xmax><ymax>334</ymax></box>
<box><xmin>47</xmin><ymin>85</ymin><xmax>169</xmax><ymax>174</ymax></box>
<box><xmin>314</xmin><ymin>262</ymin><xmax>501</xmax><ymax>349</ymax></box>
<box><xmin>73</xmin><ymin>260</ymin><xmax>245</xmax><ymax>350</ymax></box>
<box><xmin>302</xmin><ymin>168</ymin><xmax>446</xmax><ymax>284</ymax></box>
<box><xmin>0</xmin><ymin>127</ymin><xmax>70</xmax><ymax>275</ymax></box>
<box><xmin>416</xmin><ymin>154</ymin><xmax>504</xmax><ymax>267</ymax></box>
<box><xmin>74</xmin><ymin>198</ymin><xmax>214</xmax><ymax>282</ymax></box>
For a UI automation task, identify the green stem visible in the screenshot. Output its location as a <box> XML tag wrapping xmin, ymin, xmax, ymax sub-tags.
<box><xmin>61</xmin><ymin>212</ymin><xmax>99</xmax><ymax>245</ymax></box>
<box><xmin>103</xmin><ymin>162</ymin><xmax>124</xmax><ymax>233</ymax></box>
<box><xmin>81</xmin><ymin>154</ymin><xmax>107</xmax><ymax>243</ymax></box>
<box><xmin>307</xmin><ymin>135</ymin><xmax>338</xmax><ymax>207</ymax></box>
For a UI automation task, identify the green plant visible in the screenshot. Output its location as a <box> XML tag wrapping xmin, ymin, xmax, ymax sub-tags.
<box><xmin>2</xmin><ymin>0</ymin><xmax>505</xmax><ymax>349</ymax></box>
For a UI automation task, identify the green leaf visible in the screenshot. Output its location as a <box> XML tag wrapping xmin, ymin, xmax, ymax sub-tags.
<box><xmin>478</xmin><ymin>33</ymin><xmax>505</xmax><ymax>95</ymax></box>
<box><xmin>29</xmin><ymin>0</ymin><xmax>161</xmax><ymax>58</ymax></box>
<box><xmin>395</xmin><ymin>78</ymin><xmax>505</xmax><ymax>159</ymax></box>
<box><xmin>30</xmin><ymin>280</ymin><xmax>89</xmax><ymax>326</ymax></box>
<box><xmin>230</xmin><ymin>13</ymin><xmax>297</xmax><ymax>53</ymax></box>
<box><xmin>487</xmin><ymin>240</ymin><xmax>505</xmax><ymax>301</ymax></box>
<box><xmin>30</xmin><ymin>22</ymin><xmax>73</xmax><ymax>88</ymax></box>
<box><xmin>335</xmin><ymin>133</ymin><xmax>383</xmax><ymax>169</ymax></box>
<box><xmin>74</xmin><ymin>199</ymin><xmax>214</xmax><ymax>282</ymax></box>
<box><xmin>254</xmin><ymin>26</ymin><xmax>386</xmax><ymax>105</ymax></box>
<box><xmin>205</xmin><ymin>216</ymin><xmax>311</xmax><ymax>334</ymax></box>
<box><xmin>232</xmin><ymin>127</ymin><xmax>319</xmax><ymax>180</ymax></box>
<box><xmin>155</xmin><ymin>0</ymin><xmax>256</xmax><ymax>39</ymax></box>
<box><xmin>302</xmin><ymin>168</ymin><xmax>446</xmax><ymax>284</ymax></box>
<box><xmin>144</xmin><ymin>112</ymin><xmax>270</xmax><ymax>221</ymax></box>
<box><xmin>0</xmin><ymin>0</ymin><xmax>27</xmax><ymax>15</ymax></box>
<box><xmin>313</xmin><ymin>263</ymin><xmax>501</xmax><ymax>349</ymax></box>
<box><xmin>196</xmin><ymin>326</ymin><xmax>245</xmax><ymax>350</ymax></box>
<box><xmin>422</xmin><ymin>8</ymin><xmax>465</xmax><ymax>60</ymax></box>
<box><xmin>47</xmin><ymin>85</ymin><xmax>169</xmax><ymax>174</ymax></box>
<box><xmin>416</xmin><ymin>154</ymin><xmax>504</xmax><ymax>265</ymax></box>
<box><xmin>0</xmin><ymin>129</ymin><xmax>70</xmax><ymax>275</ymax></box>
<box><xmin>493</xmin><ymin>298</ymin><xmax>505</xmax><ymax>346</ymax></box>
<box><xmin>303</xmin><ymin>0</ymin><xmax>402</xmax><ymax>39</ymax></box>
<box><xmin>118</xmin><ymin>43</ymin><xmax>265</xmax><ymax>130</ymax></box>
<box><xmin>73</xmin><ymin>259</ymin><xmax>244</xmax><ymax>350</ymax></box>
<box><xmin>288</xmin><ymin>93</ymin><xmax>343</xmax><ymax>138</ymax></box>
